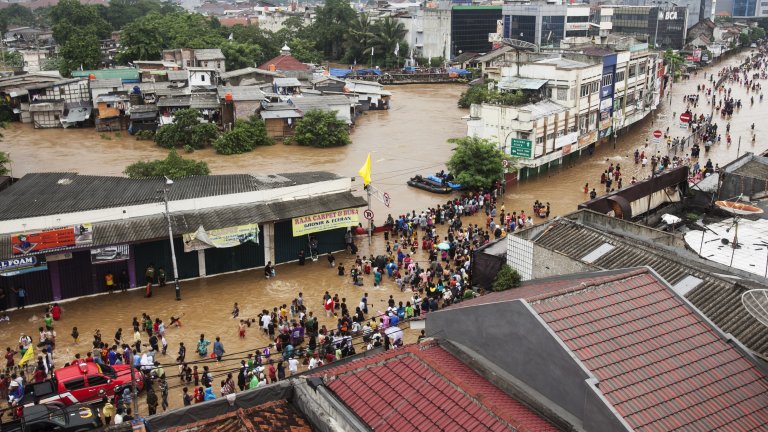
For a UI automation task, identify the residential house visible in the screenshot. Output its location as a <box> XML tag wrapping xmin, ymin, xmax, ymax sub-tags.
<box><xmin>344</xmin><ymin>80</ymin><xmax>392</xmax><ymax>111</ymax></box>
<box><xmin>311</xmin><ymin>76</ymin><xmax>346</xmax><ymax>93</ymax></box>
<box><xmin>128</xmin><ymin>105</ymin><xmax>159</xmax><ymax>133</ymax></box>
<box><xmin>28</xmin><ymin>101</ymin><xmax>63</xmax><ymax>128</ymax></box>
<box><xmin>273</xmin><ymin>77</ymin><xmax>302</xmax><ymax>98</ymax></box>
<box><xmin>218</xmin><ymin>86</ymin><xmax>266</xmax><ymax>122</ymax></box>
<box><xmin>134</xmin><ymin>61</ymin><xmax>181</xmax><ymax>82</ymax></box>
<box><xmin>290</xmin><ymin>95</ymin><xmax>354</xmax><ymax>125</ymax></box>
<box><xmin>0</xmin><ymin>72</ymin><xmax>63</xmax><ymax>122</ymax></box>
<box><xmin>94</xmin><ymin>94</ymin><xmax>128</xmax><ymax>131</ymax></box>
<box><xmin>86</xmin><ymin>79</ymin><xmax>123</xmax><ymax>109</ymax></box>
<box><xmin>162</xmin><ymin>48</ymin><xmax>226</xmax><ymax>73</ymax></box>
<box><xmin>258</xmin><ymin>45</ymin><xmax>312</xmax><ymax>80</ymax></box>
<box><xmin>259</xmin><ymin>102</ymin><xmax>303</xmax><ymax>140</ymax></box>
<box><xmin>220</xmin><ymin>67</ymin><xmax>283</xmax><ymax>86</ymax></box>
<box><xmin>188</xmin><ymin>68</ymin><xmax>218</xmax><ymax>87</ymax></box>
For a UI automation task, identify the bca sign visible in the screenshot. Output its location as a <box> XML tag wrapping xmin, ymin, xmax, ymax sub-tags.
<box><xmin>658</xmin><ymin>11</ymin><xmax>678</xmax><ymax>20</ymax></box>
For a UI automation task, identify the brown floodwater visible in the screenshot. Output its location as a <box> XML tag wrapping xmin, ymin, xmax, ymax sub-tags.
<box><xmin>1</xmin><ymin>52</ymin><xmax>766</xmax><ymax>416</ymax></box>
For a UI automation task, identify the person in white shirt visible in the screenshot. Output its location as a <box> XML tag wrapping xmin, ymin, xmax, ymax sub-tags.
<box><xmin>288</xmin><ymin>357</ymin><xmax>299</xmax><ymax>375</ymax></box>
<box><xmin>114</xmin><ymin>411</ymin><xmax>124</xmax><ymax>425</ymax></box>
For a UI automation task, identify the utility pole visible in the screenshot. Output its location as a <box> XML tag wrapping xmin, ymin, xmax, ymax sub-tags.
<box><xmin>737</xmin><ymin>136</ymin><xmax>741</xmax><ymax>158</ymax></box>
<box><xmin>162</xmin><ymin>178</ymin><xmax>181</xmax><ymax>300</ymax></box>
<box><xmin>366</xmin><ymin>186</ymin><xmax>372</xmax><ymax>246</ymax></box>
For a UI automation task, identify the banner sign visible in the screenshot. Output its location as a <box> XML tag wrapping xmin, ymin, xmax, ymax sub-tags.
<box><xmin>292</xmin><ymin>209</ymin><xmax>360</xmax><ymax>237</ymax></box>
<box><xmin>0</xmin><ymin>256</ymin><xmax>47</xmax><ymax>276</ymax></box>
<box><xmin>578</xmin><ymin>130</ymin><xmax>598</xmax><ymax>147</ymax></box>
<box><xmin>11</xmin><ymin>224</ymin><xmax>93</xmax><ymax>255</ymax></box>
<box><xmin>91</xmin><ymin>245</ymin><xmax>130</xmax><ymax>264</ymax></box>
<box><xmin>183</xmin><ymin>224</ymin><xmax>260</xmax><ymax>252</ymax></box>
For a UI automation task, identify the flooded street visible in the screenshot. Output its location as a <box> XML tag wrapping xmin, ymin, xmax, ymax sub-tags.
<box><xmin>1</xmin><ymin>51</ymin><xmax>766</xmax><ymax>415</ymax></box>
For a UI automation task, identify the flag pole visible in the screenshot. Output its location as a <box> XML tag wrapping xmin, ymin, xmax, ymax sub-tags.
<box><xmin>367</xmin><ymin>186</ymin><xmax>372</xmax><ymax>246</ymax></box>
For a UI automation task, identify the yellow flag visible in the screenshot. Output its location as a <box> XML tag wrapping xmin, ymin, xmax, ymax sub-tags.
<box><xmin>358</xmin><ymin>153</ymin><xmax>372</xmax><ymax>185</ymax></box>
<box><xmin>18</xmin><ymin>346</ymin><xmax>34</xmax><ymax>367</ymax></box>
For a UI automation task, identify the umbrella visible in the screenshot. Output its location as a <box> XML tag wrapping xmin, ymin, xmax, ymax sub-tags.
<box><xmin>384</xmin><ymin>326</ymin><xmax>403</xmax><ymax>342</ymax></box>
<box><xmin>437</xmin><ymin>242</ymin><xmax>451</xmax><ymax>250</ymax></box>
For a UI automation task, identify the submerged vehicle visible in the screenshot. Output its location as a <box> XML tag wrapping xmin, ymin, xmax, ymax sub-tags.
<box><xmin>407</xmin><ymin>175</ymin><xmax>452</xmax><ymax>194</ymax></box>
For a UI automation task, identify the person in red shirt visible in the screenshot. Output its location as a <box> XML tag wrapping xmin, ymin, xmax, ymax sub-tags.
<box><xmin>50</xmin><ymin>303</ymin><xmax>62</xmax><ymax>321</ymax></box>
<box><xmin>33</xmin><ymin>366</ymin><xmax>47</xmax><ymax>383</ymax></box>
<box><xmin>5</xmin><ymin>347</ymin><xmax>16</xmax><ymax>369</ymax></box>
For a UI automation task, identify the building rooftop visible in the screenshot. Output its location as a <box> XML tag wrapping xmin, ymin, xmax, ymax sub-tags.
<box><xmin>498</xmin><ymin>76</ymin><xmax>548</xmax><ymax>91</ymax></box>
<box><xmin>165</xmin><ymin>399</ymin><xmax>310</xmax><ymax>432</ymax></box>
<box><xmin>535</xmin><ymin>56</ymin><xmax>592</xmax><ymax>69</ymax></box>
<box><xmin>521</xmin><ymin>99</ymin><xmax>568</xmax><ymax>120</ymax></box>
<box><xmin>258</xmin><ymin>53</ymin><xmax>310</xmax><ymax>72</ymax></box>
<box><xmin>220</xmin><ymin>67</ymin><xmax>282</xmax><ymax>79</ymax></box>
<box><xmin>218</xmin><ymin>85</ymin><xmax>266</xmax><ymax>101</ymax></box>
<box><xmin>314</xmin><ymin>341</ymin><xmax>559</xmax><ymax>431</ymax></box>
<box><xmin>274</xmin><ymin>77</ymin><xmax>302</xmax><ymax>87</ymax></box>
<box><xmin>194</xmin><ymin>48</ymin><xmax>225</xmax><ymax>61</ymax></box>
<box><xmin>519</xmin><ymin>213</ymin><xmax>768</xmax><ymax>359</ymax></box>
<box><xmin>71</xmin><ymin>68</ymin><xmax>140</xmax><ymax>82</ymax></box>
<box><xmin>0</xmin><ymin>172</ymin><xmax>342</xmax><ymax>222</ymax></box>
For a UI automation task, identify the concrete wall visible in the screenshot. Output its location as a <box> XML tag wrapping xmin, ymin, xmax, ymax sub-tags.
<box><xmin>426</xmin><ymin>300</ymin><xmax>628</xmax><ymax>431</ymax></box>
<box><xmin>293</xmin><ymin>379</ymin><xmax>369</xmax><ymax>432</ymax></box>
<box><xmin>568</xmin><ymin>209</ymin><xmax>687</xmax><ymax>248</ymax></box>
<box><xmin>532</xmin><ymin>244</ymin><xmax>593</xmax><ymax>279</ymax></box>
<box><xmin>420</xmin><ymin>7</ymin><xmax>452</xmax><ymax>60</ymax></box>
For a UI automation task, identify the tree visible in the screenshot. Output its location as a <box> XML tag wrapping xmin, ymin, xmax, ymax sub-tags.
<box><xmin>294</xmin><ymin>109</ymin><xmax>350</xmax><ymax>148</ymax></box>
<box><xmin>663</xmin><ymin>49</ymin><xmax>683</xmax><ymax>82</ymax></box>
<box><xmin>0</xmin><ymin>50</ymin><xmax>24</xmax><ymax>69</ymax></box>
<box><xmin>446</xmin><ymin>137</ymin><xmax>504</xmax><ymax>190</ymax></box>
<box><xmin>739</xmin><ymin>33</ymin><xmax>750</xmax><ymax>47</ymax></box>
<box><xmin>154</xmin><ymin>109</ymin><xmax>220</xmax><ymax>150</ymax></box>
<box><xmin>213</xmin><ymin>116</ymin><xmax>273</xmax><ymax>155</ymax></box>
<box><xmin>749</xmin><ymin>27</ymin><xmax>765</xmax><ymax>42</ymax></box>
<box><xmin>344</xmin><ymin>13</ymin><xmax>374</xmax><ymax>63</ymax></box>
<box><xmin>50</xmin><ymin>0</ymin><xmax>110</xmax><ymax>46</ymax></box>
<box><xmin>492</xmin><ymin>265</ymin><xmax>521</xmax><ymax>292</ymax></box>
<box><xmin>124</xmin><ymin>149</ymin><xmax>210</xmax><ymax>178</ymax></box>
<box><xmin>288</xmin><ymin>37</ymin><xmax>323</xmax><ymax>64</ymax></box>
<box><xmin>58</xmin><ymin>29</ymin><xmax>102</xmax><ymax>76</ymax></box>
<box><xmin>0</xmin><ymin>4</ymin><xmax>36</xmax><ymax>34</ymax></box>
<box><xmin>220</xmin><ymin>42</ymin><xmax>262</xmax><ymax>70</ymax></box>
<box><xmin>370</xmin><ymin>16</ymin><xmax>408</xmax><ymax>67</ymax></box>
<box><xmin>312</xmin><ymin>0</ymin><xmax>355</xmax><ymax>59</ymax></box>
<box><xmin>0</xmin><ymin>151</ymin><xmax>10</xmax><ymax>177</ymax></box>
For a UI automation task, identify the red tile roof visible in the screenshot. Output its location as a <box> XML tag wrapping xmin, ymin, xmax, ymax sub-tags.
<box><xmin>315</xmin><ymin>342</ymin><xmax>559</xmax><ymax>432</ymax></box>
<box><xmin>258</xmin><ymin>53</ymin><xmax>310</xmax><ymax>72</ymax></box>
<box><xmin>527</xmin><ymin>269</ymin><xmax>768</xmax><ymax>432</ymax></box>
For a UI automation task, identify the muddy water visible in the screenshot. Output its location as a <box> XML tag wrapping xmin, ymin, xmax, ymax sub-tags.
<box><xmin>1</xmin><ymin>53</ymin><xmax>766</xmax><ymax>415</ymax></box>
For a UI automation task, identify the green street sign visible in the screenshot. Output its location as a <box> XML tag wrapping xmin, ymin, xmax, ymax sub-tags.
<box><xmin>509</xmin><ymin>138</ymin><xmax>532</xmax><ymax>158</ymax></box>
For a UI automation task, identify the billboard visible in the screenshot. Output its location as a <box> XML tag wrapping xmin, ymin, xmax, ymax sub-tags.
<box><xmin>183</xmin><ymin>224</ymin><xmax>260</xmax><ymax>252</ymax></box>
<box><xmin>292</xmin><ymin>209</ymin><xmax>360</xmax><ymax>237</ymax></box>
<box><xmin>11</xmin><ymin>224</ymin><xmax>93</xmax><ymax>255</ymax></box>
<box><xmin>91</xmin><ymin>245</ymin><xmax>130</xmax><ymax>264</ymax></box>
<box><xmin>0</xmin><ymin>256</ymin><xmax>47</xmax><ymax>276</ymax></box>
<box><xmin>509</xmin><ymin>138</ymin><xmax>533</xmax><ymax>158</ymax></box>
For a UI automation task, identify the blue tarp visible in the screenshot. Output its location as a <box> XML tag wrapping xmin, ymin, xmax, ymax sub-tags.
<box><xmin>447</xmin><ymin>68</ymin><xmax>472</xmax><ymax>77</ymax></box>
<box><xmin>402</xmin><ymin>66</ymin><xmax>417</xmax><ymax>72</ymax></box>
<box><xmin>355</xmin><ymin>68</ymin><xmax>382</xmax><ymax>76</ymax></box>
<box><xmin>330</xmin><ymin>68</ymin><xmax>353</xmax><ymax>77</ymax></box>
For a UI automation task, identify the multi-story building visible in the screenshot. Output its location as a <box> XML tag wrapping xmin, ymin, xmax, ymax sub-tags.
<box><xmin>501</xmin><ymin>2</ymin><xmax>594</xmax><ymax>48</ymax></box>
<box><xmin>601</xmin><ymin>0</ymin><xmax>713</xmax><ymax>26</ymax></box>
<box><xmin>451</xmin><ymin>5</ymin><xmax>503</xmax><ymax>54</ymax></box>
<box><xmin>598</xmin><ymin>5</ymin><xmax>689</xmax><ymax>49</ymax></box>
<box><xmin>467</xmin><ymin>42</ymin><xmax>660</xmax><ymax>179</ymax></box>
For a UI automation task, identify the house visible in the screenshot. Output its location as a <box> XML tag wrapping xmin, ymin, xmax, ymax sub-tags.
<box><xmin>259</xmin><ymin>102</ymin><xmax>303</xmax><ymax>140</ymax></box>
<box><xmin>427</xmin><ymin>266</ymin><xmax>768</xmax><ymax>431</ymax></box>
<box><xmin>344</xmin><ymin>79</ymin><xmax>391</xmax><ymax>111</ymax></box>
<box><xmin>220</xmin><ymin>67</ymin><xmax>282</xmax><ymax>86</ymax></box>
<box><xmin>60</xmin><ymin>101</ymin><xmax>92</xmax><ymax>129</ymax></box>
<box><xmin>162</xmin><ymin>48</ymin><xmax>226</xmax><ymax>73</ymax></box>
<box><xmin>311</xmin><ymin>76</ymin><xmax>346</xmax><ymax>93</ymax></box>
<box><xmin>290</xmin><ymin>95</ymin><xmax>353</xmax><ymax>125</ymax></box>
<box><xmin>128</xmin><ymin>105</ymin><xmax>159</xmax><ymax>133</ymax></box>
<box><xmin>167</xmin><ymin>70</ymin><xmax>189</xmax><ymax>87</ymax></box>
<box><xmin>272</xmin><ymin>77</ymin><xmax>302</xmax><ymax>97</ymax></box>
<box><xmin>87</xmin><ymin>78</ymin><xmax>123</xmax><ymax>108</ymax></box>
<box><xmin>28</xmin><ymin>101</ymin><xmax>63</xmax><ymax>128</ymax></box>
<box><xmin>258</xmin><ymin>45</ymin><xmax>311</xmax><ymax>79</ymax></box>
<box><xmin>188</xmin><ymin>68</ymin><xmax>217</xmax><ymax>87</ymax></box>
<box><xmin>218</xmin><ymin>85</ymin><xmax>266</xmax><ymax>122</ymax></box>
<box><xmin>71</xmin><ymin>68</ymin><xmax>140</xmax><ymax>84</ymax></box>
<box><xmin>94</xmin><ymin>95</ymin><xmax>128</xmax><ymax>131</ymax></box>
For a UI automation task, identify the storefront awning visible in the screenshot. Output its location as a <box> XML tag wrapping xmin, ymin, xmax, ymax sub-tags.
<box><xmin>497</xmin><ymin>77</ymin><xmax>548</xmax><ymax>91</ymax></box>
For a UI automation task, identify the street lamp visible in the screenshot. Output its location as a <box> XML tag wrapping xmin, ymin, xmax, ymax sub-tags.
<box><xmin>162</xmin><ymin>176</ymin><xmax>181</xmax><ymax>301</ymax></box>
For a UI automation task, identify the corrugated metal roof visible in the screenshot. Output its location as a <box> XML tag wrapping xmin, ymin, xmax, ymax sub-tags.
<box><xmin>0</xmin><ymin>171</ymin><xmax>343</xmax><ymax>222</ymax></box>
<box><xmin>217</xmin><ymin>86</ymin><xmax>266</xmax><ymax>101</ymax></box>
<box><xmin>72</xmin><ymin>69</ymin><xmax>140</xmax><ymax>81</ymax></box>
<box><xmin>497</xmin><ymin>76</ymin><xmax>548</xmax><ymax>90</ymax></box>
<box><xmin>189</xmin><ymin>93</ymin><xmax>219</xmax><ymax>109</ymax></box>
<box><xmin>167</xmin><ymin>70</ymin><xmax>188</xmax><ymax>81</ymax></box>
<box><xmin>194</xmin><ymin>48</ymin><xmax>225</xmax><ymax>61</ymax></box>
<box><xmin>129</xmin><ymin>105</ymin><xmax>158</xmax><ymax>114</ymax></box>
<box><xmin>156</xmin><ymin>95</ymin><xmax>191</xmax><ymax>107</ymax></box>
<box><xmin>290</xmin><ymin>95</ymin><xmax>351</xmax><ymax>111</ymax></box>
<box><xmin>89</xmin><ymin>78</ymin><xmax>123</xmax><ymax>89</ymax></box>
<box><xmin>273</xmin><ymin>77</ymin><xmax>302</xmax><ymax>87</ymax></box>
<box><xmin>521</xmin><ymin>100</ymin><xmax>568</xmax><ymax>120</ymax></box>
<box><xmin>220</xmin><ymin>67</ymin><xmax>281</xmax><ymax>79</ymax></box>
<box><xmin>260</xmin><ymin>109</ymin><xmax>302</xmax><ymax>119</ymax></box>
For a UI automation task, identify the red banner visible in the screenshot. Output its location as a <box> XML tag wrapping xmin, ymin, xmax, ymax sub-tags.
<box><xmin>11</xmin><ymin>224</ymin><xmax>93</xmax><ymax>255</ymax></box>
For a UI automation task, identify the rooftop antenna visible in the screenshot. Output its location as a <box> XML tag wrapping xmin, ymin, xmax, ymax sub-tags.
<box><xmin>501</xmin><ymin>38</ymin><xmax>538</xmax><ymax>77</ymax></box>
<box><xmin>741</xmin><ymin>289</ymin><xmax>768</xmax><ymax>329</ymax></box>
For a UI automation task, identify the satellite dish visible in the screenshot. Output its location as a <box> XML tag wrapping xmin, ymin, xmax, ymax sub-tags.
<box><xmin>742</xmin><ymin>289</ymin><xmax>768</xmax><ymax>328</ymax></box>
<box><xmin>715</xmin><ymin>199</ymin><xmax>764</xmax><ymax>215</ymax></box>
<box><xmin>501</xmin><ymin>38</ymin><xmax>539</xmax><ymax>52</ymax></box>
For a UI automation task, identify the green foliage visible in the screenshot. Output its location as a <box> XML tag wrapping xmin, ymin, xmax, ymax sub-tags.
<box><xmin>58</xmin><ymin>28</ymin><xmax>102</xmax><ymax>76</ymax></box>
<box><xmin>183</xmin><ymin>144</ymin><xmax>194</xmax><ymax>153</ymax></box>
<box><xmin>344</xmin><ymin>13</ymin><xmax>374</xmax><ymax>63</ymax></box>
<box><xmin>750</xmin><ymin>27</ymin><xmax>766</xmax><ymax>42</ymax></box>
<box><xmin>313</xmin><ymin>0</ymin><xmax>356</xmax><ymax>59</ymax></box>
<box><xmin>663</xmin><ymin>49</ymin><xmax>684</xmax><ymax>82</ymax></box>
<box><xmin>214</xmin><ymin>117</ymin><xmax>273</xmax><ymax>155</ymax></box>
<box><xmin>135</xmin><ymin>130</ymin><xmax>155</xmax><ymax>140</ymax></box>
<box><xmin>124</xmin><ymin>149</ymin><xmax>210</xmax><ymax>179</ymax></box>
<box><xmin>117</xmin><ymin>12</ymin><xmax>224</xmax><ymax>63</ymax></box>
<box><xmin>0</xmin><ymin>50</ymin><xmax>24</xmax><ymax>69</ymax></box>
<box><xmin>294</xmin><ymin>109</ymin><xmax>350</xmax><ymax>148</ymax></box>
<box><xmin>458</xmin><ymin>83</ymin><xmax>528</xmax><ymax>108</ymax></box>
<box><xmin>446</xmin><ymin>136</ymin><xmax>504</xmax><ymax>190</ymax></box>
<box><xmin>739</xmin><ymin>33</ymin><xmax>750</xmax><ymax>47</ymax></box>
<box><xmin>98</xmin><ymin>0</ymin><xmax>169</xmax><ymax>31</ymax></box>
<box><xmin>50</xmin><ymin>0</ymin><xmax>110</xmax><ymax>46</ymax></box>
<box><xmin>220</xmin><ymin>42</ymin><xmax>262</xmax><ymax>71</ymax></box>
<box><xmin>492</xmin><ymin>265</ymin><xmax>521</xmax><ymax>292</ymax></box>
<box><xmin>368</xmin><ymin>16</ymin><xmax>408</xmax><ymax>67</ymax></box>
<box><xmin>0</xmin><ymin>5</ymin><xmax>36</xmax><ymax>34</ymax></box>
<box><xmin>415</xmin><ymin>56</ymin><xmax>445</xmax><ymax>68</ymax></box>
<box><xmin>154</xmin><ymin>109</ymin><xmax>220</xmax><ymax>149</ymax></box>
<box><xmin>289</xmin><ymin>38</ymin><xmax>323</xmax><ymax>64</ymax></box>
<box><xmin>0</xmin><ymin>150</ymin><xmax>10</xmax><ymax>176</ymax></box>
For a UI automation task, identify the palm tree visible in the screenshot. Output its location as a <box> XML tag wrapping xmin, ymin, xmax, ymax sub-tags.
<box><xmin>370</xmin><ymin>16</ymin><xmax>407</xmax><ymax>66</ymax></box>
<box><xmin>346</xmin><ymin>13</ymin><xmax>374</xmax><ymax>62</ymax></box>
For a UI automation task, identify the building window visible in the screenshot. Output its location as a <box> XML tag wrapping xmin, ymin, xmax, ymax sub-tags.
<box><xmin>615</xmin><ymin>71</ymin><xmax>625</xmax><ymax>82</ymax></box>
<box><xmin>590</xmin><ymin>81</ymin><xmax>599</xmax><ymax>93</ymax></box>
<box><xmin>638</xmin><ymin>63</ymin><xmax>646</xmax><ymax>74</ymax></box>
<box><xmin>580</xmin><ymin>84</ymin><xmax>589</xmax><ymax>97</ymax></box>
<box><xmin>601</xmin><ymin>74</ymin><xmax>613</xmax><ymax>87</ymax></box>
<box><xmin>536</xmin><ymin>136</ymin><xmax>544</xmax><ymax>144</ymax></box>
<box><xmin>201</xmin><ymin>75</ymin><xmax>206</xmax><ymax>82</ymax></box>
<box><xmin>629</xmin><ymin>65</ymin><xmax>636</xmax><ymax>78</ymax></box>
<box><xmin>546</xmin><ymin>132</ymin><xmax>554</xmax><ymax>140</ymax></box>
<box><xmin>557</xmin><ymin>88</ymin><xmax>568</xmax><ymax>100</ymax></box>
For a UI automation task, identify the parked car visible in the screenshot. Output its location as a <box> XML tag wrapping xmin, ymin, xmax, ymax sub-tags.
<box><xmin>0</xmin><ymin>404</ymin><xmax>102</xmax><ymax>432</ymax></box>
<box><xmin>21</xmin><ymin>362</ymin><xmax>143</xmax><ymax>408</ymax></box>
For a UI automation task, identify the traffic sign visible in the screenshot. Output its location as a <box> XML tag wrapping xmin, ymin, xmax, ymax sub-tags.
<box><xmin>509</xmin><ymin>138</ymin><xmax>532</xmax><ymax>158</ymax></box>
<box><xmin>382</xmin><ymin>192</ymin><xmax>391</xmax><ymax>208</ymax></box>
<box><xmin>363</xmin><ymin>209</ymin><xmax>374</xmax><ymax>220</ymax></box>
<box><xmin>367</xmin><ymin>184</ymin><xmax>390</xmax><ymax>207</ymax></box>
<box><xmin>653</xmin><ymin>130</ymin><xmax>662</xmax><ymax>139</ymax></box>
<box><xmin>680</xmin><ymin>112</ymin><xmax>691</xmax><ymax>122</ymax></box>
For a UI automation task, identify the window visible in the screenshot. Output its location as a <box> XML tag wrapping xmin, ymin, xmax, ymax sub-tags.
<box><xmin>628</xmin><ymin>65</ymin><xmax>636</xmax><ymax>78</ymax></box>
<box><xmin>546</xmin><ymin>132</ymin><xmax>554</xmax><ymax>140</ymax></box>
<box><xmin>536</xmin><ymin>136</ymin><xmax>544</xmax><ymax>144</ymax></box>
<box><xmin>615</xmin><ymin>71</ymin><xmax>625</xmax><ymax>82</ymax></box>
<box><xmin>556</xmin><ymin>129</ymin><xmax>565</xmax><ymax>137</ymax></box>
<box><xmin>201</xmin><ymin>75</ymin><xmax>206</xmax><ymax>82</ymax></box>
<box><xmin>590</xmin><ymin>81</ymin><xmax>599</xmax><ymax>93</ymax></box>
<box><xmin>557</xmin><ymin>88</ymin><xmax>568</xmax><ymax>100</ymax></box>
<box><xmin>87</xmin><ymin>375</ymin><xmax>109</xmax><ymax>386</ymax></box>
<box><xmin>638</xmin><ymin>63</ymin><xmax>646</xmax><ymax>74</ymax></box>
<box><xmin>601</xmin><ymin>74</ymin><xmax>613</xmax><ymax>87</ymax></box>
<box><xmin>63</xmin><ymin>377</ymin><xmax>86</xmax><ymax>391</ymax></box>
<box><xmin>580</xmin><ymin>84</ymin><xmax>589</xmax><ymax>97</ymax></box>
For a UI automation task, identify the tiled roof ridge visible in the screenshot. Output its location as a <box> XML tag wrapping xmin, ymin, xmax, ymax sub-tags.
<box><xmin>318</xmin><ymin>343</ymin><xmax>419</xmax><ymax>381</ymax></box>
<box><xmin>526</xmin><ymin>268</ymin><xmax>649</xmax><ymax>303</ymax></box>
<box><xmin>626</xmin><ymin>365</ymin><xmax>768</xmax><ymax>430</ymax></box>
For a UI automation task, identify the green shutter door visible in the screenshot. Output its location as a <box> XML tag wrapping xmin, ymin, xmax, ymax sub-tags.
<box><xmin>314</xmin><ymin>227</ymin><xmax>347</xmax><ymax>254</ymax></box>
<box><xmin>204</xmin><ymin>230</ymin><xmax>265</xmax><ymax>275</ymax></box>
<box><xmin>133</xmin><ymin>237</ymin><xmax>199</xmax><ymax>281</ymax></box>
<box><xmin>274</xmin><ymin>221</ymin><xmax>309</xmax><ymax>264</ymax></box>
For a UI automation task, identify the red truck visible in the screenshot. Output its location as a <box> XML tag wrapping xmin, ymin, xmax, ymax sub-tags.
<box><xmin>21</xmin><ymin>362</ymin><xmax>143</xmax><ymax>407</ymax></box>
